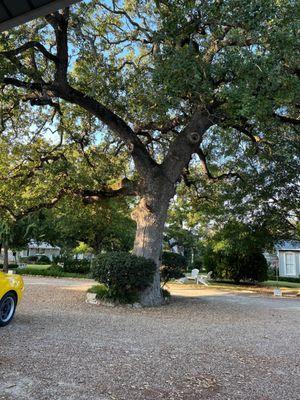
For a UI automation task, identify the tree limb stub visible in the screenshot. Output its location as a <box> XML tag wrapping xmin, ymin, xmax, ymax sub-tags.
<box><xmin>77</xmin><ymin>179</ymin><xmax>138</xmax><ymax>204</ymax></box>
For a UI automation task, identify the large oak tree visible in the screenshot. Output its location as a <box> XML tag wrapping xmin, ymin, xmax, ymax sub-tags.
<box><xmin>0</xmin><ymin>0</ymin><xmax>299</xmax><ymax>304</ymax></box>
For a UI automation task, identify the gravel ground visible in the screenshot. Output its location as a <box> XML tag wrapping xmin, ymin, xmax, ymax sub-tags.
<box><xmin>0</xmin><ymin>277</ymin><xmax>299</xmax><ymax>400</ymax></box>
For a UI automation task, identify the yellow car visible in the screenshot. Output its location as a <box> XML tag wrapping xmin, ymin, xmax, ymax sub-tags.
<box><xmin>0</xmin><ymin>271</ymin><xmax>24</xmax><ymax>327</ymax></box>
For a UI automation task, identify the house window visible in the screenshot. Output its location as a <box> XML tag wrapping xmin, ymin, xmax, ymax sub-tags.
<box><xmin>285</xmin><ymin>252</ymin><xmax>296</xmax><ymax>276</ymax></box>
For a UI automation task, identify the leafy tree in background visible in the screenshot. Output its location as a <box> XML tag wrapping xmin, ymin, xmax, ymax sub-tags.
<box><xmin>203</xmin><ymin>221</ymin><xmax>269</xmax><ymax>283</ymax></box>
<box><xmin>160</xmin><ymin>251</ymin><xmax>187</xmax><ymax>286</ymax></box>
<box><xmin>0</xmin><ymin>218</ymin><xmax>34</xmax><ymax>271</ymax></box>
<box><xmin>0</xmin><ymin>1</ymin><xmax>298</xmax><ymax>304</ymax></box>
<box><xmin>33</xmin><ymin>198</ymin><xmax>135</xmax><ymax>253</ymax></box>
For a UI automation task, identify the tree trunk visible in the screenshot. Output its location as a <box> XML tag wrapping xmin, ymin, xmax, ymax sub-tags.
<box><xmin>132</xmin><ymin>178</ymin><xmax>175</xmax><ymax>306</ymax></box>
<box><xmin>3</xmin><ymin>243</ymin><xmax>9</xmax><ymax>273</ymax></box>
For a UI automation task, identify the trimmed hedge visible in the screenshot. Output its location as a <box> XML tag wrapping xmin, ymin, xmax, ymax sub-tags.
<box><xmin>15</xmin><ymin>266</ymin><xmax>88</xmax><ymax>278</ymax></box>
<box><xmin>38</xmin><ymin>255</ymin><xmax>51</xmax><ymax>264</ymax></box>
<box><xmin>91</xmin><ymin>252</ymin><xmax>156</xmax><ymax>303</ymax></box>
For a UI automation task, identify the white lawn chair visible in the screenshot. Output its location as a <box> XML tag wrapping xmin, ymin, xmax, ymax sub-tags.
<box><xmin>197</xmin><ymin>271</ymin><xmax>213</xmax><ymax>286</ymax></box>
<box><xmin>177</xmin><ymin>277</ymin><xmax>188</xmax><ymax>284</ymax></box>
<box><xmin>186</xmin><ymin>268</ymin><xmax>199</xmax><ymax>283</ymax></box>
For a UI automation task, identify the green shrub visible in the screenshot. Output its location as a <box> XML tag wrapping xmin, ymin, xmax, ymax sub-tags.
<box><xmin>87</xmin><ymin>284</ymin><xmax>109</xmax><ymax>299</ymax></box>
<box><xmin>203</xmin><ymin>246</ymin><xmax>268</xmax><ymax>283</ymax></box>
<box><xmin>15</xmin><ymin>266</ymin><xmax>88</xmax><ymax>278</ymax></box>
<box><xmin>162</xmin><ymin>252</ymin><xmax>187</xmax><ymax>269</ymax></box>
<box><xmin>267</xmin><ymin>265</ymin><xmax>277</xmax><ymax>279</ymax></box>
<box><xmin>192</xmin><ymin>256</ymin><xmax>204</xmax><ymax>271</ymax></box>
<box><xmin>202</xmin><ymin>220</ymin><xmax>271</xmax><ymax>283</ymax></box>
<box><xmin>20</xmin><ymin>255</ymin><xmax>39</xmax><ymax>264</ymax></box>
<box><xmin>38</xmin><ymin>255</ymin><xmax>51</xmax><ymax>264</ymax></box>
<box><xmin>62</xmin><ymin>258</ymin><xmax>91</xmax><ymax>274</ymax></box>
<box><xmin>52</xmin><ymin>255</ymin><xmax>62</xmax><ymax>264</ymax></box>
<box><xmin>160</xmin><ymin>251</ymin><xmax>186</xmax><ymax>285</ymax></box>
<box><xmin>91</xmin><ymin>252</ymin><xmax>156</xmax><ymax>303</ymax></box>
<box><xmin>0</xmin><ymin>263</ymin><xmax>19</xmax><ymax>269</ymax></box>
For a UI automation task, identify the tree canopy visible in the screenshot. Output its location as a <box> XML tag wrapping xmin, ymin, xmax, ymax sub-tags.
<box><xmin>0</xmin><ymin>0</ymin><xmax>298</xmax><ymax>303</ymax></box>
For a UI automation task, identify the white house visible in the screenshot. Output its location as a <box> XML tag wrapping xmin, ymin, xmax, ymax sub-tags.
<box><xmin>18</xmin><ymin>241</ymin><xmax>61</xmax><ymax>262</ymax></box>
<box><xmin>275</xmin><ymin>241</ymin><xmax>300</xmax><ymax>278</ymax></box>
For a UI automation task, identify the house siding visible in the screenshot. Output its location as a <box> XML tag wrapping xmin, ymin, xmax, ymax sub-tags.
<box><xmin>279</xmin><ymin>252</ymin><xmax>285</xmax><ymax>276</ymax></box>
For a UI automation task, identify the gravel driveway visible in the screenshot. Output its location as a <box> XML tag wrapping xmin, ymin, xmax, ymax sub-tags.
<box><xmin>0</xmin><ymin>276</ymin><xmax>299</xmax><ymax>400</ymax></box>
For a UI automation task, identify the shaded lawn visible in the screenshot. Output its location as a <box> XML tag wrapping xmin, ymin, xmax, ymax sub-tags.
<box><xmin>26</xmin><ymin>264</ymin><xmax>51</xmax><ymax>270</ymax></box>
<box><xmin>208</xmin><ymin>280</ymin><xmax>300</xmax><ymax>289</ymax></box>
<box><xmin>259</xmin><ymin>280</ymin><xmax>300</xmax><ymax>289</ymax></box>
<box><xmin>169</xmin><ymin>280</ymin><xmax>300</xmax><ymax>296</ymax></box>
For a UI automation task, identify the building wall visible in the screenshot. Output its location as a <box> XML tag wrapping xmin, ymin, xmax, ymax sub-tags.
<box><xmin>0</xmin><ymin>250</ymin><xmax>17</xmax><ymax>263</ymax></box>
<box><xmin>279</xmin><ymin>251</ymin><xmax>300</xmax><ymax>277</ymax></box>
<box><xmin>18</xmin><ymin>247</ymin><xmax>60</xmax><ymax>261</ymax></box>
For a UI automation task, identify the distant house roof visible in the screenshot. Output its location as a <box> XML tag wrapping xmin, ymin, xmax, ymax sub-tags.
<box><xmin>0</xmin><ymin>0</ymin><xmax>80</xmax><ymax>32</ymax></box>
<box><xmin>275</xmin><ymin>240</ymin><xmax>300</xmax><ymax>251</ymax></box>
<box><xmin>28</xmin><ymin>240</ymin><xmax>60</xmax><ymax>250</ymax></box>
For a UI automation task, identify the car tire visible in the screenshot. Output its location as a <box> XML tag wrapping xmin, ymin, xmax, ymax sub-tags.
<box><xmin>0</xmin><ymin>292</ymin><xmax>17</xmax><ymax>327</ymax></box>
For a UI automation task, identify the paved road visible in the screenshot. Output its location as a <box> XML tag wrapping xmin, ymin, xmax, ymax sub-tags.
<box><xmin>0</xmin><ymin>276</ymin><xmax>299</xmax><ymax>400</ymax></box>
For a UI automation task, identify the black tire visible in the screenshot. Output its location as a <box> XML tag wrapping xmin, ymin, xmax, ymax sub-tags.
<box><xmin>0</xmin><ymin>292</ymin><xmax>17</xmax><ymax>327</ymax></box>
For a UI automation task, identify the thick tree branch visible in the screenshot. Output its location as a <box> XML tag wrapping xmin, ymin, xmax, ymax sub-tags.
<box><xmin>75</xmin><ymin>178</ymin><xmax>138</xmax><ymax>204</ymax></box>
<box><xmin>58</xmin><ymin>85</ymin><xmax>157</xmax><ymax>174</ymax></box>
<box><xmin>0</xmin><ymin>188</ymin><xmax>69</xmax><ymax>221</ymax></box>
<box><xmin>0</xmin><ymin>178</ymin><xmax>138</xmax><ymax>221</ymax></box>
<box><xmin>98</xmin><ymin>1</ymin><xmax>152</xmax><ymax>40</ymax></box>
<box><xmin>2</xmin><ymin>154</ymin><xmax>66</xmax><ymax>183</ymax></box>
<box><xmin>2</xmin><ymin>77</ymin><xmax>44</xmax><ymax>91</ymax></box>
<box><xmin>1</xmin><ymin>9</ymin><xmax>157</xmax><ymax>176</ymax></box>
<box><xmin>162</xmin><ymin>109</ymin><xmax>214</xmax><ymax>183</ymax></box>
<box><xmin>0</xmin><ymin>41</ymin><xmax>58</xmax><ymax>63</ymax></box>
<box><xmin>273</xmin><ymin>113</ymin><xmax>300</xmax><ymax>125</ymax></box>
<box><xmin>2</xmin><ymin>76</ymin><xmax>156</xmax><ymax>174</ymax></box>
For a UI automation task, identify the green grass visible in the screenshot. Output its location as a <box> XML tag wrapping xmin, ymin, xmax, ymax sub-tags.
<box><xmin>26</xmin><ymin>264</ymin><xmax>51</xmax><ymax>270</ymax></box>
<box><xmin>259</xmin><ymin>280</ymin><xmax>300</xmax><ymax>289</ymax></box>
<box><xmin>87</xmin><ymin>284</ymin><xmax>109</xmax><ymax>299</ymax></box>
<box><xmin>174</xmin><ymin>279</ymin><xmax>300</xmax><ymax>291</ymax></box>
<box><xmin>206</xmin><ymin>277</ymin><xmax>300</xmax><ymax>289</ymax></box>
<box><xmin>209</xmin><ymin>280</ymin><xmax>300</xmax><ymax>289</ymax></box>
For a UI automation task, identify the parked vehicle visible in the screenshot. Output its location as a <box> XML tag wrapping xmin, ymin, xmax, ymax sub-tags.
<box><xmin>0</xmin><ymin>271</ymin><xmax>24</xmax><ymax>326</ymax></box>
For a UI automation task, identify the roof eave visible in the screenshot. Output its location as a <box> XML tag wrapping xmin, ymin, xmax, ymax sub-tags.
<box><xmin>277</xmin><ymin>248</ymin><xmax>300</xmax><ymax>251</ymax></box>
<box><xmin>0</xmin><ymin>0</ymin><xmax>80</xmax><ymax>33</ymax></box>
